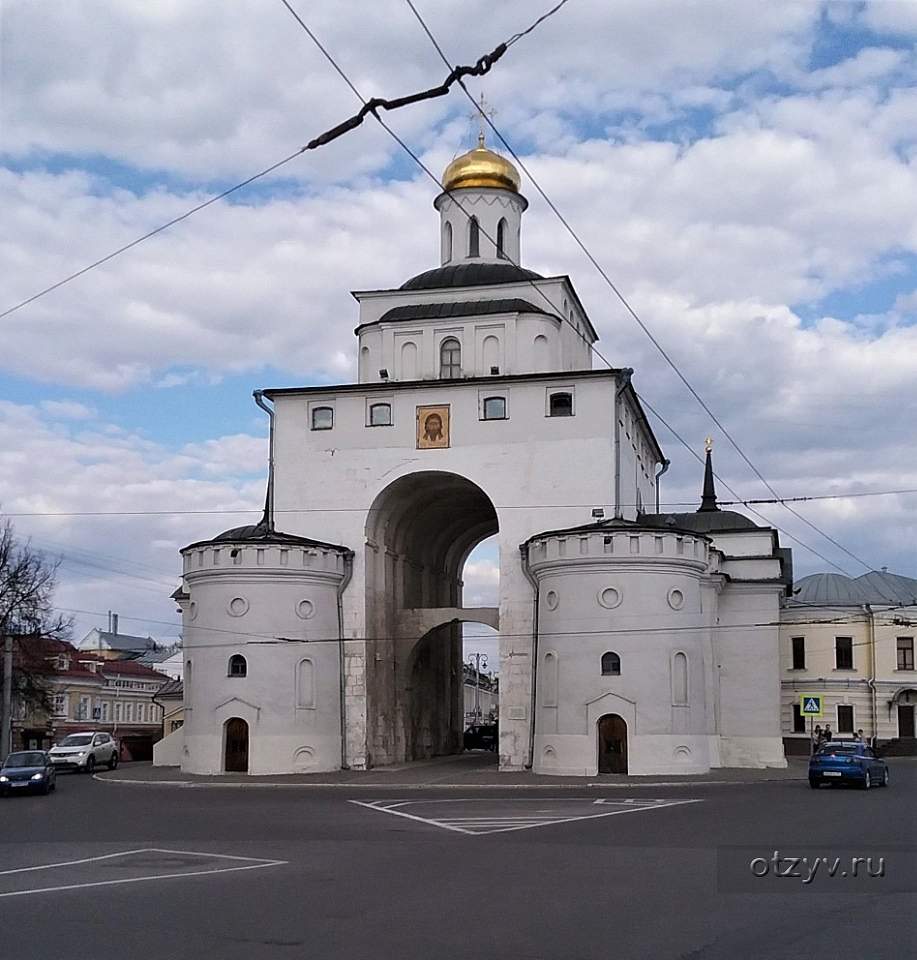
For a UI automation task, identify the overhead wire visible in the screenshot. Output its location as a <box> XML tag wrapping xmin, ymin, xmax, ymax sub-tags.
<box><xmin>400</xmin><ymin>0</ymin><xmax>878</xmax><ymax>577</ymax></box>
<box><xmin>55</xmin><ymin>602</ymin><xmax>913</xmax><ymax>652</ymax></box>
<box><xmin>5</xmin><ymin>485</ymin><xmax>914</xmax><ymax>518</ymax></box>
<box><xmin>0</xmin><ymin>1</ymin><xmax>563</xmax><ymax>323</ymax></box>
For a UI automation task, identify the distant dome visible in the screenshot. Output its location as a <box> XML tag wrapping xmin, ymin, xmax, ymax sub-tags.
<box><xmin>442</xmin><ymin>138</ymin><xmax>521</xmax><ymax>193</ymax></box>
<box><xmin>400</xmin><ymin>261</ymin><xmax>542</xmax><ymax>291</ymax></box>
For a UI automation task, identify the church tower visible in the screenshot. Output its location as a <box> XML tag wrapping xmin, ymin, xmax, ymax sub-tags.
<box><xmin>435</xmin><ymin>133</ymin><xmax>527</xmax><ymax>265</ymax></box>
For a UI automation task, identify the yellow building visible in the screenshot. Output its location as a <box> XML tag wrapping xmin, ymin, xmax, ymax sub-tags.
<box><xmin>780</xmin><ymin>571</ymin><xmax>917</xmax><ymax>753</ymax></box>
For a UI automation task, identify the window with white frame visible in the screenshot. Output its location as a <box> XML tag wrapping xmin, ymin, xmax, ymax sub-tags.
<box><xmin>53</xmin><ymin>693</ymin><xmax>67</xmax><ymax>716</ymax></box>
<box><xmin>440</xmin><ymin>338</ymin><xmax>461</xmax><ymax>379</ymax></box>
<box><xmin>368</xmin><ymin>402</ymin><xmax>392</xmax><ymax>426</ymax></box>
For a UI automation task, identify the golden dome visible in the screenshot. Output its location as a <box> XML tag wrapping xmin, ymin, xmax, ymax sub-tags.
<box><xmin>442</xmin><ymin>135</ymin><xmax>521</xmax><ymax>193</ymax></box>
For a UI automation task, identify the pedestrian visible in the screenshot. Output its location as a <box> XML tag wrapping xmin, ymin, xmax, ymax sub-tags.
<box><xmin>812</xmin><ymin>724</ymin><xmax>822</xmax><ymax>751</ymax></box>
<box><xmin>855</xmin><ymin>728</ymin><xmax>865</xmax><ymax>743</ymax></box>
<box><xmin>822</xmin><ymin>724</ymin><xmax>833</xmax><ymax>743</ymax></box>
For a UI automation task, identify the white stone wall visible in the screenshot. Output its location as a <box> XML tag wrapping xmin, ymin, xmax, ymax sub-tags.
<box><xmin>268</xmin><ymin>371</ymin><xmax>661</xmax><ymax>769</ymax></box>
<box><xmin>354</xmin><ymin>276</ymin><xmax>596</xmax><ymax>383</ymax></box>
<box><xmin>177</xmin><ymin>540</ymin><xmax>349</xmax><ymax>775</ymax></box>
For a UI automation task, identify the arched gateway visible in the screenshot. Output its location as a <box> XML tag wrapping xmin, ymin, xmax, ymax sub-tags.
<box><xmin>364</xmin><ymin>471</ymin><xmax>498</xmax><ymax>763</ymax></box>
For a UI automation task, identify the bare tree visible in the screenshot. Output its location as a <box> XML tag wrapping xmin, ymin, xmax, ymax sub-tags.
<box><xmin>0</xmin><ymin>518</ymin><xmax>70</xmax><ymax>756</ymax></box>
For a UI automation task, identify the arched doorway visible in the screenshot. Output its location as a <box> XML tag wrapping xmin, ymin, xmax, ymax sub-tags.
<box><xmin>364</xmin><ymin>471</ymin><xmax>499</xmax><ymax>765</ymax></box>
<box><xmin>224</xmin><ymin>717</ymin><xmax>249</xmax><ymax>773</ymax></box>
<box><xmin>597</xmin><ymin>714</ymin><xmax>628</xmax><ymax>774</ymax></box>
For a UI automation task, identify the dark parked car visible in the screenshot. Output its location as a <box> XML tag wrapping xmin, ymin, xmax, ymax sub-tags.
<box><xmin>0</xmin><ymin>750</ymin><xmax>57</xmax><ymax>796</ymax></box>
<box><xmin>463</xmin><ymin>722</ymin><xmax>498</xmax><ymax>752</ymax></box>
<box><xmin>809</xmin><ymin>740</ymin><xmax>889</xmax><ymax>790</ymax></box>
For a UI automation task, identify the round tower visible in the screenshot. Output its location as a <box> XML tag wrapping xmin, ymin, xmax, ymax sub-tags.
<box><xmin>175</xmin><ymin>520</ymin><xmax>352</xmax><ymax>775</ymax></box>
<box><xmin>524</xmin><ymin>521</ymin><xmax>725</xmax><ymax>777</ymax></box>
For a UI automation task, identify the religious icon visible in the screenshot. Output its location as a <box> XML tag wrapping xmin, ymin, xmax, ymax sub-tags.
<box><xmin>416</xmin><ymin>404</ymin><xmax>450</xmax><ymax>449</ymax></box>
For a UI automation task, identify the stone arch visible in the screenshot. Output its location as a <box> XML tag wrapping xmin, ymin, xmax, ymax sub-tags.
<box><xmin>364</xmin><ymin>471</ymin><xmax>499</xmax><ymax>763</ymax></box>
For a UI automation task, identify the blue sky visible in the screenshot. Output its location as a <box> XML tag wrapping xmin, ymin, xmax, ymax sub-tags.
<box><xmin>1</xmin><ymin>0</ymin><xmax>917</xmax><ymax>650</ymax></box>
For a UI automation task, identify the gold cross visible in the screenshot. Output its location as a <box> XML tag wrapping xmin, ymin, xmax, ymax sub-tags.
<box><xmin>704</xmin><ymin>436</ymin><xmax>714</xmax><ymax>453</ymax></box>
<box><xmin>469</xmin><ymin>92</ymin><xmax>496</xmax><ymax>147</ymax></box>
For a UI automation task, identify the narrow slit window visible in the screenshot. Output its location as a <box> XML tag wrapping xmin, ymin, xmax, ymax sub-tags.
<box><xmin>443</xmin><ymin>221</ymin><xmax>453</xmax><ymax>263</ymax></box>
<box><xmin>496</xmin><ymin>218</ymin><xmax>507</xmax><ymax>258</ymax></box>
<box><xmin>468</xmin><ymin>217</ymin><xmax>480</xmax><ymax>258</ymax></box>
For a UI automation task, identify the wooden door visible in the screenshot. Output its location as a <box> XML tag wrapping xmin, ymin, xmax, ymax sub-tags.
<box><xmin>224</xmin><ymin>718</ymin><xmax>249</xmax><ymax>772</ymax></box>
<box><xmin>899</xmin><ymin>705</ymin><xmax>915</xmax><ymax>739</ymax></box>
<box><xmin>597</xmin><ymin>714</ymin><xmax>628</xmax><ymax>774</ymax></box>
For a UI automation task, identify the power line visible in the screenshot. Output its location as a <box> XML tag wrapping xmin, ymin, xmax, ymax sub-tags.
<box><xmin>56</xmin><ymin>603</ymin><xmax>912</xmax><ymax>652</ymax></box>
<box><xmin>401</xmin><ymin>0</ymin><xmax>878</xmax><ymax>576</ymax></box>
<box><xmin>280</xmin><ymin>3</ymin><xmax>857</xmax><ymax>578</ymax></box>
<box><xmin>7</xmin><ymin>487</ymin><xmax>914</xmax><ymax>519</ymax></box>
<box><xmin>0</xmin><ymin>18</ymin><xmax>526</xmax><ymax>323</ymax></box>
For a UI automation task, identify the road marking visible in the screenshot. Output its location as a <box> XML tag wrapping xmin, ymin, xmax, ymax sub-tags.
<box><xmin>0</xmin><ymin>848</ymin><xmax>287</xmax><ymax>899</ymax></box>
<box><xmin>350</xmin><ymin>797</ymin><xmax>702</xmax><ymax>835</ymax></box>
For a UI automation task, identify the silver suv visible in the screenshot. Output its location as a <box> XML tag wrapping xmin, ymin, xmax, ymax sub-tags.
<box><xmin>48</xmin><ymin>732</ymin><xmax>119</xmax><ymax>772</ymax></box>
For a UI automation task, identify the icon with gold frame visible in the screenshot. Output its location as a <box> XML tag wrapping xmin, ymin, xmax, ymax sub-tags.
<box><xmin>416</xmin><ymin>404</ymin><xmax>450</xmax><ymax>449</ymax></box>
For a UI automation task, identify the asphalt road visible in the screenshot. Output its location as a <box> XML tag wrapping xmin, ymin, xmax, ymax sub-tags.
<box><xmin>1</xmin><ymin>762</ymin><xmax>914</xmax><ymax>960</ymax></box>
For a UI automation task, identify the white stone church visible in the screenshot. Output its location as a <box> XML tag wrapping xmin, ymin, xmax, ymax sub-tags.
<box><xmin>163</xmin><ymin>136</ymin><xmax>791</xmax><ymax>777</ymax></box>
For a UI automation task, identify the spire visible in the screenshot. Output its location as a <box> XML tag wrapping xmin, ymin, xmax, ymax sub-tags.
<box><xmin>698</xmin><ymin>436</ymin><xmax>719</xmax><ymax>513</ymax></box>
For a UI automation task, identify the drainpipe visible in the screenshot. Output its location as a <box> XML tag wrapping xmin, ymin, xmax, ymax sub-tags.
<box><xmin>613</xmin><ymin>369</ymin><xmax>633</xmax><ymax>519</ymax></box>
<box><xmin>863</xmin><ymin>604</ymin><xmax>878</xmax><ymax>747</ymax></box>
<box><xmin>337</xmin><ymin>554</ymin><xmax>354</xmax><ymax>770</ymax></box>
<box><xmin>654</xmin><ymin>459</ymin><xmax>671</xmax><ymax>514</ymax></box>
<box><xmin>252</xmin><ymin>391</ymin><xmax>275</xmax><ymax>531</ymax></box>
<box><xmin>520</xmin><ymin>543</ymin><xmax>539</xmax><ymax>769</ymax></box>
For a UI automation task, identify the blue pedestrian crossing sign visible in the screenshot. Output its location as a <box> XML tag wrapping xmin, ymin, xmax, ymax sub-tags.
<box><xmin>800</xmin><ymin>694</ymin><xmax>823</xmax><ymax>718</ymax></box>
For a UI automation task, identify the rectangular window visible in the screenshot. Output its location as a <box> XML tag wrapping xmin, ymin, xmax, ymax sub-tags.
<box><xmin>791</xmin><ymin>636</ymin><xmax>805</xmax><ymax>670</ymax></box>
<box><xmin>897</xmin><ymin>637</ymin><xmax>914</xmax><ymax>671</ymax></box>
<box><xmin>101</xmin><ymin>702</ymin><xmax>110</xmax><ymax>721</ymax></box>
<box><xmin>547</xmin><ymin>390</ymin><xmax>574</xmax><ymax>417</ymax></box>
<box><xmin>837</xmin><ymin>704</ymin><xmax>854</xmax><ymax>733</ymax></box>
<box><xmin>53</xmin><ymin>694</ymin><xmax>66</xmax><ymax>716</ymax></box>
<box><xmin>368</xmin><ymin>402</ymin><xmax>392</xmax><ymax>426</ymax></box>
<box><xmin>137</xmin><ymin>703</ymin><xmax>146</xmax><ymax>723</ymax></box>
<box><xmin>835</xmin><ymin>636</ymin><xmax>853</xmax><ymax>670</ymax></box>
<box><xmin>792</xmin><ymin>704</ymin><xmax>806</xmax><ymax>733</ymax></box>
<box><xmin>125</xmin><ymin>703</ymin><xmax>134</xmax><ymax>722</ymax></box>
<box><xmin>114</xmin><ymin>702</ymin><xmax>122</xmax><ymax>722</ymax></box>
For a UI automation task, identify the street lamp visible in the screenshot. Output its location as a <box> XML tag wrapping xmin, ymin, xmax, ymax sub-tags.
<box><xmin>466</xmin><ymin>653</ymin><xmax>488</xmax><ymax>723</ymax></box>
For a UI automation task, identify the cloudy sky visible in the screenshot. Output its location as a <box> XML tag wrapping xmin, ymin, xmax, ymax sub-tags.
<box><xmin>1</xmin><ymin>0</ymin><xmax>916</xmax><ymax>661</ymax></box>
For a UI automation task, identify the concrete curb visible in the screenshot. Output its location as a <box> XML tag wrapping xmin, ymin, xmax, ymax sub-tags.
<box><xmin>94</xmin><ymin>773</ymin><xmax>806</xmax><ymax>790</ymax></box>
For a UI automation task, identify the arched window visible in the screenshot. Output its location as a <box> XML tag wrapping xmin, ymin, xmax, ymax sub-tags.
<box><xmin>672</xmin><ymin>652</ymin><xmax>688</xmax><ymax>704</ymax></box>
<box><xmin>533</xmin><ymin>334</ymin><xmax>549</xmax><ymax>372</ymax></box>
<box><xmin>467</xmin><ymin>217</ymin><xmax>480</xmax><ymax>258</ymax></box>
<box><xmin>369</xmin><ymin>402</ymin><xmax>392</xmax><ymax>426</ymax></box>
<box><xmin>401</xmin><ymin>341</ymin><xmax>418</xmax><ymax>380</ymax></box>
<box><xmin>543</xmin><ymin>651</ymin><xmax>558</xmax><ymax>707</ymax></box>
<box><xmin>440</xmin><ymin>338</ymin><xmax>461</xmax><ymax>379</ymax></box>
<box><xmin>311</xmin><ymin>406</ymin><xmax>333</xmax><ymax>430</ymax></box>
<box><xmin>482</xmin><ymin>396</ymin><xmax>506</xmax><ymax>420</ymax></box>
<box><xmin>442</xmin><ymin>221</ymin><xmax>453</xmax><ymax>263</ymax></box>
<box><xmin>228</xmin><ymin>654</ymin><xmax>247</xmax><ymax>678</ymax></box>
<box><xmin>496</xmin><ymin>217</ymin><xmax>507</xmax><ymax>258</ymax></box>
<box><xmin>359</xmin><ymin>345</ymin><xmax>371</xmax><ymax>381</ymax></box>
<box><xmin>296</xmin><ymin>658</ymin><xmax>315</xmax><ymax>709</ymax></box>
<box><xmin>549</xmin><ymin>391</ymin><xmax>573</xmax><ymax>417</ymax></box>
<box><xmin>601</xmin><ymin>651</ymin><xmax>621</xmax><ymax>676</ymax></box>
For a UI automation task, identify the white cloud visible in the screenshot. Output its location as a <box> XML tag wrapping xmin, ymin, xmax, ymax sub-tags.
<box><xmin>0</xmin><ymin>400</ymin><xmax>266</xmax><ymax>639</ymax></box>
<box><xmin>40</xmin><ymin>399</ymin><xmax>97</xmax><ymax>420</ymax></box>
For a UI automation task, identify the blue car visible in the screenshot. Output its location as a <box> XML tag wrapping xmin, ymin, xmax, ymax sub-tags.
<box><xmin>0</xmin><ymin>750</ymin><xmax>57</xmax><ymax>796</ymax></box>
<box><xmin>809</xmin><ymin>740</ymin><xmax>889</xmax><ymax>790</ymax></box>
